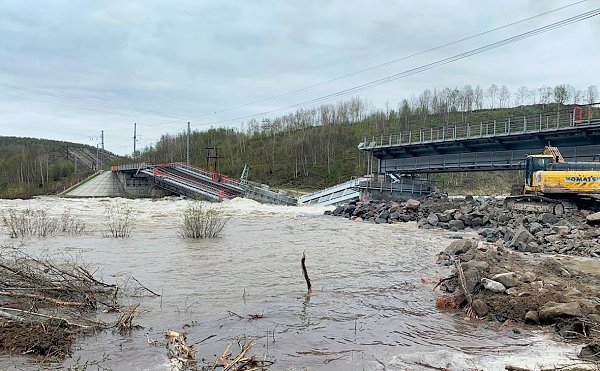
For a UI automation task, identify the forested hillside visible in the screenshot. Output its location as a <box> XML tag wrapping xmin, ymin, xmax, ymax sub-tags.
<box><xmin>1</xmin><ymin>83</ymin><xmax>597</xmax><ymax>198</ymax></box>
<box><xmin>0</xmin><ymin>137</ymin><xmax>118</xmax><ymax>198</ymax></box>
<box><xmin>137</xmin><ymin>83</ymin><xmax>599</xmax><ymax>193</ymax></box>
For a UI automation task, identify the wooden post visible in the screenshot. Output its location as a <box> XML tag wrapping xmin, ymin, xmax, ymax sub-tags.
<box><xmin>301</xmin><ymin>251</ymin><xmax>311</xmax><ymax>292</ymax></box>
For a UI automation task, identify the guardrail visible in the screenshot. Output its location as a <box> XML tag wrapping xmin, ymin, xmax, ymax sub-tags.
<box><xmin>359</xmin><ymin>104</ymin><xmax>600</xmax><ymax>150</ymax></box>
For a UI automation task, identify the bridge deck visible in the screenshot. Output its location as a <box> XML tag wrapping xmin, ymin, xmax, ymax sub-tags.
<box><xmin>357</xmin><ymin>106</ymin><xmax>600</xmax><ymax>174</ymax></box>
<box><xmin>359</xmin><ymin>106</ymin><xmax>600</xmax><ymax>158</ymax></box>
<box><xmin>113</xmin><ymin>162</ymin><xmax>297</xmax><ymax>205</ymax></box>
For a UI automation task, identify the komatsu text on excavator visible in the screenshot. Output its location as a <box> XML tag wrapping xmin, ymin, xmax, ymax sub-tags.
<box><xmin>505</xmin><ymin>146</ymin><xmax>600</xmax><ymax>215</ymax></box>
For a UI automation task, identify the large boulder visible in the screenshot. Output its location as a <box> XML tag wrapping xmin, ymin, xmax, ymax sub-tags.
<box><xmin>471</xmin><ymin>299</ymin><xmax>489</xmax><ymax>317</ymax></box>
<box><xmin>448</xmin><ymin>219</ymin><xmax>465</xmax><ymax>231</ymax></box>
<box><xmin>528</xmin><ymin>222</ymin><xmax>543</xmax><ymax>234</ymax></box>
<box><xmin>508</xmin><ymin>226</ymin><xmax>535</xmax><ymax>248</ymax></box>
<box><xmin>427</xmin><ymin>212</ymin><xmax>439</xmax><ymax>226</ymax></box>
<box><xmin>538</xmin><ymin>301</ymin><xmax>582</xmax><ymax>323</ymax></box>
<box><xmin>539</xmin><ymin>213</ymin><xmax>559</xmax><ymax>225</ymax></box>
<box><xmin>332</xmin><ymin>205</ymin><xmax>344</xmax><ymax>215</ymax></box>
<box><xmin>491</xmin><ymin>272</ymin><xmax>520</xmax><ymax>288</ymax></box>
<box><xmin>444</xmin><ymin>239</ymin><xmax>476</xmax><ymax>255</ymax></box>
<box><xmin>437</xmin><ymin>212</ymin><xmax>452</xmax><ymax>223</ymax></box>
<box><xmin>481</xmin><ymin>278</ymin><xmax>506</xmax><ymax>293</ymax></box>
<box><xmin>586</xmin><ymin>211</ymin><xmax>600</xmax><ymax>226</ymax></box>
<box><xmin>404</xmin><ymin>199</ymin><xmax>421</xmax><ymax>210</ymax></box>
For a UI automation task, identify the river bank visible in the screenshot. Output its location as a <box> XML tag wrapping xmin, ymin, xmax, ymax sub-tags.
<box><xmin>328</xmin><ymin>195</ymin><xmax>600</xmax><ymax>367</ymax></box>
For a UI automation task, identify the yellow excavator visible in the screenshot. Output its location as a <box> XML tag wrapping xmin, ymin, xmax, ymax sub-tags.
<box><xmin>505</xmin><ymin>146</ymin><xmax>600</xmax><ymax>215</ymax></box>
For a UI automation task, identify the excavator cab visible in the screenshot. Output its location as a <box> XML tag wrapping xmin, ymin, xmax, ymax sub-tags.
<box><xmin>525</xmin><ymin>155</ymin><xmax>553</xmax><ymax>187</ymax></box>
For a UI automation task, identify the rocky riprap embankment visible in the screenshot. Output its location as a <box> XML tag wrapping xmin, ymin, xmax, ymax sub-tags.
<box><xmin>327</xmin><ymin>195</ymin><xmax>600</xmax><ymax>362</ymax></box>
<box><xmin>326</xmin><ymin>195</ymin><xmax>600</xmax><ymax>258</ymax></box>
<box><xmin>436</xmin><ymin>238</ymin><xmax>600</xmax><ymax>360</ymax></box>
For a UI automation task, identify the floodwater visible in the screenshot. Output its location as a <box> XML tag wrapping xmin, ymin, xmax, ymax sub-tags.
<box><xmin>0</xmin><ymin>197</ymin><xmax>583</xmax><ymax>370</ymax></box>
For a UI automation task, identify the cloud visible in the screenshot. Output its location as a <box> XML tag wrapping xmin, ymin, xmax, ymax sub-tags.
<box><xmin>0</xmin><ymin>0</ymin><xmax>597</xmax><ymax>154</ymax></box>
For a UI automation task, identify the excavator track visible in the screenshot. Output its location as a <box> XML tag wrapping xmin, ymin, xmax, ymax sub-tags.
<box><xmin>504</xmin><ymin>195</ymin><xmax>573</xmax><ymax>216</ymax></box>
<box><xmin>504</xmin><ymin>194</ymin><xmax>600</xmax><ymax>215</ymax></box>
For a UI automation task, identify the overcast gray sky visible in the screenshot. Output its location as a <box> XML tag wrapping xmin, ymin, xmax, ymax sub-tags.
<box><xmin>0</xmin><ymin>0</ymin><xmax>598</xmax><ymax>155</ymax></box>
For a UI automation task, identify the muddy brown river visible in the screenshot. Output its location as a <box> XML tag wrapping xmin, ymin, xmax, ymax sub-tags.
<box><xmin>0</xmin><ymin>197</ymin><xmax>581</xmax><ymax>370</ymax></box>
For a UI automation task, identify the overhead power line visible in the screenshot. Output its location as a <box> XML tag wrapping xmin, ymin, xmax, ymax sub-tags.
<box><xmin>176</xmin><ymin>0</ymin><xmax>590</xmax><ymax>123</ymax></box>
<box><xmin>189</xmin><ymin>6</ymin><xmax>600</xmax><ymax>128</ymax></box>
<box><xmin>0</xmin><ymin>0</ymin><xmax>589</xmax><ymax>131</ymax></box>
<box><xmin>0</xmin><ymin>82</ymin><xmax>185</xmax><ymax>120</ymax></box>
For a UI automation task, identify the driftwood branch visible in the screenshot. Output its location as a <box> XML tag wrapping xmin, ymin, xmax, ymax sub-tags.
<box><xmin>0</xmin><ymin>290</ymin><xmax>87</xmax><ymax>307</ymax></box>
<box><xmin>301</xmin><ymin>251</ymin><xmax>311</xmax><ymax>292</ymax></box>
<box><xmin>0</xmin><ymin>307</ymin><xmax>97</xmax><ymax>329</ymax></box>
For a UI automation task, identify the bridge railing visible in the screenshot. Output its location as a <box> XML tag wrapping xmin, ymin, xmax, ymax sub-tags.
<box><xmin>360</xmin><ymin>104</ymin><xmax>600</xmax><ymax>149</ymax></box>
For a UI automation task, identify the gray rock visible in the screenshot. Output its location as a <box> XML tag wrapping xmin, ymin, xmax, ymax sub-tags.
<box><xmin>375</xmin><ymin>217</ymin><xmax>388</xmax><ymax>224</ymax></box>
<box><xmin>552</xmin><ymin>225</ymin><xmax>571</xmax><ymax>236</ymax></box>
<box><xmin>462</xmin><ymin>268</ymin><xmax>480</xmax><ymax>294</ymax></box>
<box><xmin>417</xmin><ymin>218</ymin><xmax>428</xmax><ymax>227</ymax></box>
<box><xmin>521</xmin><ymin>272</ymin><xmax>536</xmax><ymax>283</ymax></box>
<box><xmin>427</xmin><ymin>212</ymin><xmax>439</xmax><ymax>226</ymax></box>
<box><xmin>586</xmin><ymin>211</ymin><xmax>600</xmax><ymax>226</ymax></box>
<box><xmin>462</xmin><ymin>260</ymin><xmax>489</xmax><ymax>271</ymax></box>
<box><xmin>481</xmin><ymin>278</ymin><xmax>506</xmax><ymax>293</ymax></box>
<box><xmin>497</xmin><ymin>214</ymin><xmax>512</xmax><ymax>225</ymax></box>
<box><xmin>389</xmin><ymin>211</ymin><xmax>401</xmax><ymax>220</ymax></box>
<box><xmin>544</xmin><ymin>234</ymin><xmax>561</xmax><ymax>243</ymax></box>
<box><xmin>333</xmin><ymin>205</ymin><xmax>344</xmax><ymax>215</ymax></box>
<box><xmin>508</xmin><ymin>226</ymin><xmax>535</xmax><ymax>248</ymax></box>
<box><xmin>397</xmin><ymin>214</ymin><xmax>413</xmax><ymax>222</ymax></box>
<box><xmin>437</xmin><ymin>212</ymin><xmax>452</xmax><ymax>222</ymax></box>
<box><xmin>491</xmin><ymin>272</ymin><xmax>520</xmax><ymax>288</ymax></box>
<box><xmin>524</xmin><ymin>310</ymin><xmax>539</xmax><ymax>324</ymax></box>
<box><xmin>404</xmin><ymin>199</ymin><xmax>421</xmax><ymax>210</ymax></box>
<box><xmin>471</xmin><ymin>299</ymin><xmax>489</xmax><ymax>317</ymax></box>
<box><xmin>539</xmin><ymin>213</ymin><xmax>559</xmax><ymax>225</ymax></box>
<box><xmin>505</xmin><ymin>287</ymin><xmax>519</xmax><ymax>295</ymax></box>
<box><xmin>445</xmin><ymin>239</ymin><xmax>476</xmax><ymax>255</ymax></box>
<box><xmin>448</xmin><ymin>219</ymin><xmax>465</xmax><ymax>231</ymax></box>
<box><xmin>377</xmin><ymin>210</ymin><xmax>390</xmax><ymax>220</ymax></box>
<box><xmin>471</xmin><ymin>217</ymin><xmax>483</xmax><ymax>228</ymax></box>
<box><xmin>444</xmin><ymin>209</ymin><xmax>458</xmax><ymax>217</ymax></box>
<box><xmin>529</xmin><ymin>222</ymin><xmax>543</xmax><ymax>234</ymax></box>
<box><xmin>538</xmin><ymin>301</ymin><xmax>582</xmax><ymax>323</ymax></box>
<box><xmin>519</xmin><ymin>241</ymin><xmax>541</xmax><ymax>253</ymax></box>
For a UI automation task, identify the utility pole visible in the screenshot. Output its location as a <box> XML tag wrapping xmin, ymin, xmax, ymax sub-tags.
<box><xmin>99</xmin><ymin>130</ymin><xmax>104</xmax><ymax>169</ymax></box>
<box><xmin>205</xmin><ymin>147</ymin><xmax>221</xmax><ymax>172</ymax></box>
<box><xmin>133</xmin><ymin>123</ymin><xmax>137</xmax><ymax>159</ymax></box>
<box><xmin>187</xmin><ymin>122</ymin><xmax>191</xmax><ymax>164</ymax></box>
<box><xmin>96</xmin><ymin>144</ymin><xmax>99</xmax><ymax>171</ymax></box>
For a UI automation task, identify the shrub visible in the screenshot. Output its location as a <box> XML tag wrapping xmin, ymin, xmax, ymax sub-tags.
<box><xmin>60</xmin><ymin>210</ymin><xmax>86</xmax><ymax>236</ymax></box>
<box><xmin>179</xmin><ymin>202</ymin><xmax>229</xmax><ymax>239</ymax></box>
<box><xmin>104</xmin><ymin>200</ymin><xmax>136</xmax><ymax>238</ymax></box>
<box><xmin>2</xmin><ymin>208</ymin><xmax>58</xmax><ymax>238</ymax></box>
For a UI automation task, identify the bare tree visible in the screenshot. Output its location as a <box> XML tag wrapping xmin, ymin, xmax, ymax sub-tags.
<box><xmin>474</xmin><ymin>85</ymin><xmax>484</xmax><ymax>110</ymax></box>
<box><xmin>538</xmin><ymin>85</ymin><xmax>553</xmax><ymax>110</ymax></box>
<box><xmin>498</xmin><ymin>85</ymin><xmax>510</xmax><ymax>108</ymax></box>
<box><xmin>486</xmin><ymin>84</ymin><xmax>499</xmax><ymax>109</ymax></box>
<box><xmin>587</xmin><ymin>85</ymin><xmax>598</xmax><ymax>104</ymax></box>
<box><xmin>461</xmin><ymin>85</ymin><xmax>474</xmax><ymax>112</ymax></box>
<box><xmin>514</xmin><ymin>86</ymin><xmax>531</xmax><ymax>106</ymax></box>
<box><xmin>573</xmin><ymin>90</ymin><xmax>583</xmax><ymax>105</ymax></box>
<box><xmin>417</xmin><ymin>89</ymin><xmax>432</xmax><ymax>124</ymax></box>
